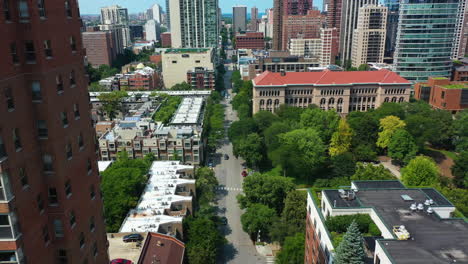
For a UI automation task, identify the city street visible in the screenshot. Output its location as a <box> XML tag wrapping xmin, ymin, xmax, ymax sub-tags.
<box><xmin>213</xmin><ymin>70</ymin><xmax>267</xmax><ymax>264</ymax></box>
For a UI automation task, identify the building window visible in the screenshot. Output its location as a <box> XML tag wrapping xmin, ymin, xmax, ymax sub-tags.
<box><xmin>56</xmin><ymin>75</ymin><xmax>64</xmax><ymax>92</ymax></box>
<box><xmin>4</xmin><ymin>88</ymin><xmax>14</xmax><ymax>111</ymax></box>
<box><xmin>70</xmin><ymin>70</ymin><xmax>76</xmax><ymax>86</ymax></box>
<box><xmin>43</xmin><ymin>40</ymin><xmax>52</xmax><ymax>57</ymax></box>
<box><xmin>19</xmin><ymin>168</ymin><xmax>28</xmax><ymax>187</ymax></box>
<box><xmin>12</xmin><ymin>129</ymin><xmax>21</xmax><ymax>150</ymax></box>
<box><xmin>65</xmin><ymin>143</ymin><xmax>72</xmax><ymax>160</ymax></box>
<box><xmin>90</xmin><ymin>185</ymin><xmax>95</xmax><ymax>200</ymax></box>
<box><xmin>37</xmin><ymin>120</ymin><xmax>48</xmax><ymax>138</ymax></box>
<box><xmin>53</xmin><ymin>219</ymin><xmax>64</xmax><ymax>237</ymax></box>
<box><xmin>87</xmin><ymin>159</ymin><xmax>92</xmax><ymax>174</ymax></box>
<box><xmin>37</xmin><ymin>0</ymin><xmax>46</xmax><ymax>17</ymax></box>
<box><xmin>18</xmin><ymin>0</ymin><xmax>29</xmax><ymax>19</ymax></box>
<box><xmin>32</xmin><ymin>81</ymin><xmax>42</xmax><ymax>101</ymax></box>
<box><xmin>37</xmin><ymin>194</ymin><xmax>44</xmax><ymax>213</ymax></box>
<box><xmin>79</xmin><ymin>232</ymin><xmax>85</xmax><ymax>248</ymax></box>
<box><xmin>65</xmin><ymin>0</ymin><xmax>72</xmax><ymax>17</ymax></box>
<box><xmin>10</xmin><ymin>43</ymin><xmax>18</xmax><ymax>64</ymax></box>
<box><xmin>0</xmin><ymin>252</ymin><xmax>18</xmax><ymax>263</ymax></box>
<box><xmin>60</xmin><ymin>112</ymin><xmax>68</xmax><ymax>127</ymax></box>
<box><xmin>3</xmin><ymin>0</ymin><xmax>11</xmax><ymax>21</ymax></box>
<box><xmin>441</xmin><ymin>91</ymin><xmax>445</xmax><ymax>99</ymax></box>
<box><xmin>42</xmin><ymin>225</ymin><xmax>50</xmax><ymax>243</ymax></box>
<box><xmin>73</xmin><ymin>104</ymin><xmax>80</xmax><ymax>119</ymax></box>
<box><xmin>43</xmin><ymin>155</ymin><xmax>53</xmax><ymax>172</ymax></box>
<box><xmin>0</xmin><ymin>215</ymin><xmax>13</xmax><ymax>239</ymax></box>
<box><xmin>93</xmin><ymin>242</ymin><xmax>98</xmax><ymax>257</ymax></box>
<box><xmin>25</xmin><ymin>41</ymin><xmax>36</xmax><ymax>63</ymax></box>
<box><xmin>0</xmin><ymin>136</ymin><xmax>6</xmax><ymax>160</ymax></box>
<box><xmin>48</xmin><ymin>188</ymin><xmax>58</xmax><ymax>205</ymax></box>
<box><xmin>69</xmin><ymin>211</ymin><xmax>76</xmax><ymax>227</ymax></box>
<box><xmin>89</xmin><ymin>216</ymin><xmax>95</xmax><ymax>232</ymax></box>
<box><xmin>64</xmin><ymin>180</ymin><xmax>72</xmax><ymax>197</ymax></box>
<box><xmin>78</xmin><ymin>133</ymin><xmax>84</xmax><ymax>149</ymax></box>
<box><xmin>70</xmin><ymin>36</ymin><xmax>76</xmax><ymax>51</ymax></box>
<box><xmin>57</xmin><ymin>249</ymin><xmax>68</xmax><ymax>264</ymax></box>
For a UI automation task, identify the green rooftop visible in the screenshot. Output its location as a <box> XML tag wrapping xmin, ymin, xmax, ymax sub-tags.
<box><xmin>165</xmin><ymin>48</ymin><xmax>210</xmax><ymax>54</ymax></box>
<box><xmin>442</xmin><ymin>84</ymin><xmax>468</xmax><ymax>89</ymax></box>
<box><xmin>432</xmin><ymin>77</ymin><xmax>448</xmax><ymax>80</ymax></box>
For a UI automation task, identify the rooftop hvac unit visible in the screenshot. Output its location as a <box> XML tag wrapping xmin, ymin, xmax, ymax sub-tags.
<box><xmin>427</xmin><ymin>207</ymin><xmax>434</xmax><ymax>214</ymax></box>
<box><xmin>410</xmin><ymin>203</ymin><xmax>417</xmax><ymax>212</ymax></box>
<box><xmin>393</xmin><ymin>225</ymin><xmax>410</xmax><ymax>240</ymax></box>
<box><xmin>417</xmin><ymin>203</ymin><xmax>424</xmax><ymax>211</ymax></box>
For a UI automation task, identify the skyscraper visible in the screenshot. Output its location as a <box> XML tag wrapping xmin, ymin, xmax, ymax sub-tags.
<box><xmin>282</xmin><ymin>10</ymin><xmax>325</xmax><ymax>50</ymax></box>
<box><xmin>0</xmin><ymin>1</ymin><xmax>109</xmax><ymax>263</ymax></box>
<box><xmin>384</xmin><ymin>0</ymin><xmax>399</xmax><ymax>57</ymax></box>
<box><xmin>339</xmin><ymin>0</ymin><xmax>378</xmax><ymax>66</ymax></box>
<box><xmin>326</xmin><ymin>0</ymin><xmax>342</xmax><ymax>38</ymax></box>
<box><xmin>166</xmin><ymin>0</ymin><xmax>171</xmax><ymax>30</ymax></box>
<box><xmin>169</xmin><ymin>0</ymin><xmax>219</xmax><ymax>48</ymax></box>
<box><xmin>394</xmin><ymin>0</ymin><xmax>461</xmax><ymax>82</ymax></box>
<box><xmin>149</xmin><ymin>4</ymin><xmax>163</xmax><ymax>24</ymax></box>
<box><xmin>453</xmin><ymin>0</ymin><xmax>468</xmax><ymax>58</ymax></box>
<box><xmin>100</xmin><ymin>5</ymin><xmax>131</xmax><ymax>48</ymax></box>
<box><xmin>250</xmin><ymin>7</ymin><xmax>259</xmax><ymax>31</ymax></box>
<box><xmin>273</xmin><ymin>0</ymin><xmax>313</xmax><ymax>50</ymax></box>
<box><xmin>145</xmin><ymin>20</ymin><xmax>161</xmax><ymax>43</ymax></box>
<box><xmin>351</xmin><ymin>5</ymin><xmax>387</xmax><ymax>67</ymax></box>
<box><xmin>233</xmin><ymin>5</ymin><xmax>247</xmax><ymax>32</ymax></box>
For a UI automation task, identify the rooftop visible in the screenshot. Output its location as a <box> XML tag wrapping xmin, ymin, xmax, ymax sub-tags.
<box><xmin>170</xmin><ymin>97</ymin><xmax>204</xmax><ymax>126</ymax></box>
<box><xmin>442</xmin><ymin>84</ymin><xmax>468</xmax><ymax>89</ymax></box>
<box><xmin>253</xmin><ymin>69</ymin><xmax>411</xmax><ymax>86</ymax></box>
<box><xmin>164</xmin><ymin>48</ymin><xmax>210</xmax><ymax>54</ymax></box>
<box><xmin>98</xmin><ymin>161</ymin><xmax>113</xmax><ymax>172</ymax></box>
<box><xmin>317</xmin><ymin>181</ymin><xmax>468</xmax><ymax>264</ymax></box>
<box><xmin>138</xmin><ymin>232</ymin><xmax>185</xmax><ymax>264</ymax></box>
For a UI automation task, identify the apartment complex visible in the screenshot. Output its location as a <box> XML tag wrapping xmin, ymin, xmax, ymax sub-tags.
<box><xmin>233</xmin><ymin>6</ymin><xmax>247</xmax><ymax>32</ymax></box>
<box><xmin>162</xmin><ymin>48</ymin><xmax>215</xmax><ymax>89</ymax></box>
<box><xmin>0</xmin><ymin>1</ymin><xmax>109</xmax><ymax>262</ymax></box>
<box><xmin>144</xmin><ymin>20</ymin><xmax>160</xmax><ymax>43</ymax></box>
<box><xmin>289</xmin><ymin>28</ymin><xmax>339</xmax><ymax>66</ymax></box>
<box><xmin>414</xmin><ymin>77</ymin><xmax>468</xmax><ymax>113</ymax></box>
<box><xmin>161</xmin><ymin>32</ymin><xmax>172</xmax><ymax>48</ymax></box>
<box><xmin>394</xmin><ymin>0</ymin><xmax>461</xmax><ymax>82</ymax></box>
<box><xmin>351</xmin><ymin>5</ymin><xmax>387</xmax><ymax>67</ymax></box>
<box><xmin>168</xmin><ymin>0</ymin><xmax>219</xmax><ymax>48</ymax></box>
<box><xmin>305</xmin><ymin>180</ymin><xmax>468</xmax><ymax>263</ymax></box>
<box><xmin>187</xmin><ymin>68</ymin><xmax>216</xmax><ymax>90</ymax></box>
<box><xmin>235</xmin><ymin>32</ymin><xmax>265</xmax><ymax>50</ymax></box>
<box><xmin>282</xmin><ymin>10</ymin><xmax>325</xmax><ymax>51</ymax></box>
<box><xmin>326</xmin><ymin>0</ymin><xmax>342</xmax><ymax>37</ymax></box>
<box><xmin>252</xmin><ymin>69</ymin><xmax>411</xmax><ymax>114</ymax></box>
<box><xmin>82</xmin><ymin>31</ymin><xmax>117</xmax><ymax>66</ymax></box>
<box><xmin>98</xmin><ymin>65</ymin><xmax>160</xmax><ymax>91</ymax></box>
<box><xmin>273</xmin><ymin>0</ymin><xmax>313</xmax><ymax>50</ymax></box>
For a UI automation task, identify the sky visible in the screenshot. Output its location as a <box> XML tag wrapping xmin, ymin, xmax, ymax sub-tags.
<box><xmin>78</xmin><ymin>0</ymin><xmax>323</xmax><ymax>15</ymax></box>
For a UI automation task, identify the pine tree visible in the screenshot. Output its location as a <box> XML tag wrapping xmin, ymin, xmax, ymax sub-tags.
<box><xmin>334</xmin><ymin>220</ymin><xmax>366</xmax><ymax>264</ymax></box>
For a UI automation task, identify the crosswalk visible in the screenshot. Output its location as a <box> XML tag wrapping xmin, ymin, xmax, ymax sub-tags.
<box><xmin>216</xmin><ymin>186</ymin><xmax>243</xmax><ymax>192</ymax></box>
<box><xmin>265</xmin><ymin>256</ymin><xmax>275</xmax><ymax>264</ymax></box>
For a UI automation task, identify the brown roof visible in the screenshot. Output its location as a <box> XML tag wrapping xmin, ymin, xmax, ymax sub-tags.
<box><xmin>138</xmin><ymin>232</ymin><xmax>185</xmax><ymax>264</ymax></box>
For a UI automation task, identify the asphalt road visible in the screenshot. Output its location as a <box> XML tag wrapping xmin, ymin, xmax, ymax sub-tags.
<box><xmin>213</xmin><ymin>70</ymin><xmax>266</xmax><ymax>264</ymax></box>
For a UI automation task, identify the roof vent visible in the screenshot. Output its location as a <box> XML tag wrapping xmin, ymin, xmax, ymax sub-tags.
<box><xmin>417</xmin><ymin>203</ymin><xmax>424</xmax><ymax>211</ymax></box>
<box><xmin>427</xmin><ymin>207</ymin><xmax>434</xmax><ymax>214</ymax></box>
<box><xmin>410</xmin><ymin>203</ymin><xmax>417</xmax><ymax>212</ymax></box>
<box><xmin>280</xmin><ymin>69</ymin><xmax>286</xmax><ymax>76</ymax></box>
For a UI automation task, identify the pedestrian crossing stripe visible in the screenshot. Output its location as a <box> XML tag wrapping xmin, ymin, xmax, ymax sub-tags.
<box><xmin>216</xmin><ymin>186</ymin><xmax>243</xmax><ymax>192</ymax></box>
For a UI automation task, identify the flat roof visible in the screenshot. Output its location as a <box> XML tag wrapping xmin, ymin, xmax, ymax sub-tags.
<box><xmin>352</xmin><ymin>180</ymin><xmax>405</xmax><ymax>189</ymax></box>
<box><xmin>321</xmin><ymin>183</ymin><xmax>468</xmax><ymax>263</ymax></box>
<box><xmin>164</xmin><ymin>48</ymin><xmax>210</xmax><ymax>54</ymax></box>
<box><xmin>138</xmin><ymin>232</ymin><xmax>185</xmax><ymax>264</ymax></box>
<box><xmin>170</xmin><ymin>97</ymin><xmax>204</xmax><ymax>125</ymax></box>
<box><xmin>253</xmin><ymin>69</ymin><xmax>411</xmax><ymax>86</ymax></box>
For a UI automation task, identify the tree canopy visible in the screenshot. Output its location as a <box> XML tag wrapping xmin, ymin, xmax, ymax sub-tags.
<box><xmin>377</xmin><ymin>115</ymin><xmax>406</xmax><ymax>149</ymax></box>
<box><xmin>241</xmin><ymin>203</ymin><xmax>278</xmax><ymax>240</ymax></box>
<box><xmin>401</xmin><ymin>156</ymin><xmax>439</xmax><ymax>186</ymax></box>
<box><xmin>185</xmin><ymin>217</ymin><xmax>225</xmax><ymax>264</ymax></box>
<box><xmin>388</xmin><ymin>129</ymin><xmax>418</xmax><ymax>164</ymax></box>
<box><xmin>300</xmin><ymin>108</ymin><xmax>340</xmax><ymax>143</ymax></box>
<box><xmin>334</xmin><ymin>220</ymin><xmax>366</xmax><ymax>264</ymax></box>
<box><xmin>452</xmin><ymin>151</ymin><xmax>468</xmax><ymax>189</ymax></box>
<box><xmin>97</xmin><ymin>91</ymin><xmax>128</xmax><ymax>120</ymax></box>
<box><xmin>234</xmin><ymin>133</ymin><xmax>264</xmax><ymax>167</ymax></box>
<box><xmin>329</xmin><ymin>118</ymin><xmax>353</xmax><ymax>157</ymax></box>
<box><xmin>351</xmin><ymin>163</ymin><xmax>396</xmax><ymax>181</ymax></box>
<box><xmin>275</xmin><ymin>233</ymin><xmax>305</xmax><ymax>264</ymax></box>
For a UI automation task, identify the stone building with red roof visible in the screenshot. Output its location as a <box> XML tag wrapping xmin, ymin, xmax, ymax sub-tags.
<box><xmin>252</xmin><ymin>69</ymin><xmax>411</xmax><ymax>114</ymax></box>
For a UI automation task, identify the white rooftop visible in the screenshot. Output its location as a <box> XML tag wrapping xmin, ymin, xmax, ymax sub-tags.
<box><xmin>98</xmin><ymin>161</ymin><xmax>113</xmax><ymax>172</ymax></box>
<box><xmin>119</xmin><ymin>161</ymin><xmax>195</xmax><ymax>233</ymax></box>
<box><xmin>171</xmin><ymin>97</ymin><xmax>204</xmax><ymax>125</ymax></box>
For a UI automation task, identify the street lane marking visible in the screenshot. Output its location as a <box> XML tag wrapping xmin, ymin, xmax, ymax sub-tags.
<box><xmin>216</xmin><ymin>186</ymin><xmax>243</xmax><ymax>192</ymax></box>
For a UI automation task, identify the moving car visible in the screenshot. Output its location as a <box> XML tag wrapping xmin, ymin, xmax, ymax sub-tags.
<box><xmin>241</xmin><ymin>170</ymin><xmax>248</xmax><ymax>177</ymax></box>
<box><xmin>110</xmin><ymin>259</ymin><xmax>133</xmax><ymax>264</ymax></box>
<box><xmin>122</xmin><ymin>233</ymin><xmax>143</xmax><ymax>243</ymax></box>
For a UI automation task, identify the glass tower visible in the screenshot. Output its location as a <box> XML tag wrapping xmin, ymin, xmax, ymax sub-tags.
<box><xmin>394</xmin><ymin>0</ymin><xmax>460</xmax><ymax>82</ymax></box>
<box><xmin>384</xmin><ymin>0</ymin><xmax>399</xmax><ymax>57</ymax></box>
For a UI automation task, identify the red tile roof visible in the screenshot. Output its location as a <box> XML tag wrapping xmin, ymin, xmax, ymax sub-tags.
<box><xmin>253</xmin><ymin>69</ymin><xmax>411</xmax><ymax>86</ymax></box>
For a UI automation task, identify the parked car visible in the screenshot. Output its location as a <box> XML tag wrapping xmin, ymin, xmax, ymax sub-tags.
<box><xmin>122</xmin><ymin>233</ymin><xmax>143</xmax><ymax>243</ymax></box>
<box><xmin>110</xmin><ymin>259</ymin><xmax>133</xmax><ymax>264</ymax></box>
<box><xmin>241</xmin><ymin>170</ymin><xmax>248</xmax><ymax>177</ymax></box>
<box><xmin>224</xmin><ymin>154</ymin><xmax>229</xmax><ymax>160</ymax></box>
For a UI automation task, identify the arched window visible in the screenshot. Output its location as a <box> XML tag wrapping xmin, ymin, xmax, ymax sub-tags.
<box><xmin>399</xmin><ymin>97</ymin><xmax>405</xmax><ymax>103</ymax></box>
<box><xmin>267</xmin><ymin>99</ymin><xmax>272</xmax><ymax>105</ymax></box>
<box><xmin>391</xmin><ymin>97</ymin><xmax>397</xmax><ymax>102</ymax></box>
<box><xmin>274</xmin><ymin>99</ymin><xmax>280</xmax><ymax>106</ymax></box>
<box><xmin>329</xmin><ymin>98</ymin><xmax>335</xmax><ymax>105</ymax></box>
<box><xmin>384</xmin><ymin>97</ymin><xmax>389</xmax><ymax>102</ymax></box>
<box><xmin>337</xmin><ymin>98</ymin><xmax>343</xmax><ymax>105</ymax></box>
<box><xmin>260</xmin><ymin>99</ymin><xmax>265</xmax><ymax>105</ymax></box>
<box><xmin>320</xmin><ymin>98</ymin><xmax>326</xmax><ymax>105</ymax></box>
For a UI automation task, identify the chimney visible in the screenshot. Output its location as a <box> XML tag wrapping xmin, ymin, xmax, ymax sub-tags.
<box><xmin>280</xmin><ymin>69</ymin><xmax>286</xmax><ymax>76</ymax></box>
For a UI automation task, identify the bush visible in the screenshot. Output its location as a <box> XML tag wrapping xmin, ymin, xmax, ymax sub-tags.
<box><xmin>325</xmin><ymin>214</ymin><xmax>381</xmax><ymax>236</ymax></box>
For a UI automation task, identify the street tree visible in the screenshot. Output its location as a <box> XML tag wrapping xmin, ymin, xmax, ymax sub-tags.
<box><xmin>401</xmin><ymin>156</ymin><xmax>439</xmax><ymax>186</ymax></box>
<box><xmin>275</xmin><ymin>233</ymin><xmax>305</xmax><ymax>264</ymax></box>
<box><xmin>351</xmin><ymin>163</ymin><xmax>396</xmax><ymax>181</ymax></box>
<box><xmin>281</xmin><ymin>191</ymin><xmax>307</xmax><ymax>231</ymax></box>
<box><xmin>169</xmin><ymin>82</ymin><xmax>192</xmax><ymax>91</ymax></box>
<box><xmin>228</xmin><ymin>118</ymin><xmax>258</xmax><ymax>142</ymax></box>
<box><xmin>388</xmin><ymin>129</ymin><xmax>418</xmax><ymax>164</ymax></box>
<box><xmin>329</xmin><ymin>118</ymin><xmax>353</xmax><ymax>156</ymax></box>
<box><xmin>235</xmin><ymin>133</ymin><xmax>264</xmax><ymax>167</ymax></box>
<box><xmin>376</xmin><ymin>115</ymin><xmax>406</xmax><ymax>149</ymax></box>
<box><xmin>334</xmin><ymin>220</ymin><xmax>366</xmax><ymax>264</ymax></box>
<box><xmin>185</xmin><ymin>217</ymin><xmax>225</xmax><ymax>264</ymax></box>
<box><xmin>452</xmin><ymin>151</ymin><xmax>468</xmax><ymax>188</ymax></box>
<box><xmin>195</xmin><ymin>167</ymin><xmax>219</xmax><ymax>205</ymax></box>
<box><xmin>253</xmin><ymin>111</ymin><xmax>280</xmax><ymax>132</ymax></box>
<box><xmin>241</xmin><ymin>203</ymin><xmax>278</xmax><ymax>240</ymax></box>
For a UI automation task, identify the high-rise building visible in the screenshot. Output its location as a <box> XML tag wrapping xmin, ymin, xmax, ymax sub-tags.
<box><xmin>83</xmin><ymin>31</ymin><xmax>117</xmax><ymax>66</ymax></box>
<box><xmin>339</xmin><ymin>0</ymin><xmax>378</xmax><ymax>66</ymax></box>
<box><xmin>166</xmin><ymin>0</ymin><xmax>171</xmax><ymax>30</ymax></box>
<box><xmin>145</xmin><ymin>20</ymin><xmax>160</xmax><ymax>43</ymax></box>
<box><xmin>149</xmin><ymin>4</ymin><xmax>163</xmax><ymax>24</ymax></box>
<box><xmin>250</xmin><ymin>7</ymin><xmax>259</xmax><ymax>31</ymax></box>
<box><xmin>454</xmin><ymin>0</ymin><xmax>468</xmax><ymax>58</ymax></box>
<box><xmin>101</xmin><ymin>5</ymin><xmax>129</xmax><ymax>25</ymax></box>
<box><xmin>326</xmin><ymin>0</ymin><xmax>342</xmax><ymax>38</ymax></box>
<box><xmin>394</xmin><ymin>0</ymin><xmax>461</xmax><ymax>82</ymax></box>
<box><xmin>351</xmin><ymin>5</ymin><xmax>387</xmax><ymax>67</ymax></box>
<box><xmin>233</xmin><ymin>5</ymin><xmax>247</xmax><ymax>32</ymax></box>
<box><xmin>282</xmin><ymin>10</ymin><xmax>325</xmax><ymax>50</ymax></box>
<box><xmin>0</xmin><ymin>1</ymin><xmax>109</xmax><ymax>263</ymax></box>
<box><xmin>273</xmin><ymin>0</ymin><xmax>313</xmax><ymax>50</ymax></box>
<box><xmin>288</xmin><ymin>28</ymin><xmax>339</xmax><ymax>66</ymax></box>
<box><xmin>129</xmin><ymin>25</ymin><xmax>144</xmax><ymax>41</ymax></box>
<box><xmin>169</xmin><ymin>0</ymin><xmax>219</xmax><ymax>48</ymax></box>
<box><xmin>384</xmin><ymin>0</ymin><xmax>399</xmax><ymax>58</ymax></box>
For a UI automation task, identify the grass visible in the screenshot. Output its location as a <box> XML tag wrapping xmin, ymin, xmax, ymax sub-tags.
<box><xmin>432</xmin><ymin>77</ymin><xmax>448</xmax><ymax>80</ymax></box>
<box><xmin>426</xmin><ymin>147</ymin><xmax>458</xmax><ymax>160</ymax></box>
<box><xmin>443</xmin><ymin>84</ymin><xmax>468</xmax><ymax>89</ymax></box>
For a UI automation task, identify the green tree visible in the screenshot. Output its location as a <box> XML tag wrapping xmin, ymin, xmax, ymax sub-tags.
<box><xmin>331</xmin><ymin>152</ymin><xmax>356</xmax><ymax>179</ymax></box>
<box><xmin>228</xmin><ymin>118</ymin><xmax>258</xmax><ymax>142</ymax></box>
<box><xmin>372</xmin><ymin>102</ymin><xmax>405</xmax><ymax>120</ymax></box>
<box><xmin>195</xmin><ymin>167</ymin><xmax>219</xmax><ymax>205</ymax></box>
<box><xmin>253</xmin><ymin>111</ymin><xmax>281</xmax><ymax>132</ymax></box>
<box><xmin>264</xmin><ymin>121</ymin><xmax>292</xmax><ymax>154</ymax></box>
<box><xmin>238</xmin><ymin>173</ymin><xmax>295</xmax><ymax>214</ymax></box>
<box><xmin>452</xmin><ymin>151</ymin><xmax>468</xmax><ymax>188</ymax></box>
<box><xmin>185</xmin><ymin>217</ymin><xmax>225</xmax><ymax>264</ymax></box>
<box><xmin>170</xmin><ymin>81</ymin><xmax>192</xmax><ymax>91</ymax></box>
<box><xmin>351</xmin><ymin>163</ymin><xmax>396</xmax><ymax>181</ymax></box>
<box><xmin>357</xmin><ymin>64</ymin><xmax>370</xmax><ymax>71</ymax></box>
<box><xmin>388</xmin><ymin>129</ymin><xmax>418</xmax><ymax>164</ymax></box>
<box><xmin>334</xmin><ymin>220</ymin><xmax>366</xmax><ymax>264</ymax></box>
<box><xmin>235</xmin><ymin>133</ymin><xmax>264</xmax><ymax>167</ymax></box>
<box><xmin>401</xmin><ymin>156</ymin><xmax>439</xmax><ymax>186</ymax></box>
<box><xmin>300</xmin><ymin>108</ymin><xmax>340</xmax><ymax>143</ymax></box>
<box><xmin>271</xmin><ymin>128</ymin><xmax>326</xmax><ymax>178</ymax></box>
<box><xmin>454</xmin><ymin>110</ymin><xmax>468</xmax><ymax>152</ymax></box>
<box><xmin>275</xmin><ymin>105</ymin><xmax>305</xmax><ymax>125</ymax></box>
<box><xmin>241</xmin><ymin>203</ymin><xmax>278</xmax><ymax>240</ymax></box>
<box><xmin>275</xmin><ymin>233</ymin><xmax>305</xmax><ymax>264</ymax></box>
<box><xmin>353</xmin><ymin>144</ymin><xmax>377</xmax><ymax>162</ymax></box>
<box><xmin>270</xmin><ymin>191</ymin><xmax>307</xmax><ymax>245</ymax></box>
<box><xmin>97</xmin><ymin>91</ymin><xmax>128</xmax><ymax>120</ymax></box>
<box><xmin>376</xmin><ymin>115</ymin><xmax>406</xmax><ymax>149</ymax></box>
<box><xmin>153</xmin><ymin>96</ymin><xmax>183</xmax><ymax>124</ymax></box>
<box><xmin>329</xmin><ymin>119</ymin><xmax>353</xmax><ymax>156</ymax></box>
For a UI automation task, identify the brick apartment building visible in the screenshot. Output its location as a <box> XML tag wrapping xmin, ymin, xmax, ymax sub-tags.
<box><xmin>453</xmin><ymin>66</ymin><xmax>468</xmax><ymax>81</ymax></box>
<box><xmin>187</xmin><ymin>68</ymin><xmax>216</xmax><ymax>90</ymax></box>
<box><xmin>305</xmin><ymin>180</ymin><xmax>468</xmax><ymax>263</ymax></box>
<box><xmin>0</xmin><ymin>1</ymin><xmax>109</xmax><ymax>263</ymax></box>
<box><xmin>282</xmin><ymin>10</ymin><xmax>326</xmax><ymax>50</ymax></box>
<box><xmin>82</xmin><ymin>31</ymin><xmax>117</xmax><ymax>66</ymax></box>
<box><xmin>252</xmin><ymin>69</ymin><xmax>411</xmax><ymax>114</ymax></box>
<box><xmin>235</xmin><ymin>32</ymin><xmax>265</xmax><ymax>50</ymax></box>
<box><xmin>414</xmin><ymin>77</ymin><xmax>468</xmax><ymax>113</ymax></box>
<box><xmin>273</xmin><ymin>0</ymin><xmax>313</xmax><ymax>50</ymax></box>
<box><xmin>161</xmin><ymin>32</ymin><xmax>172</xmax><ymax>48</ymax></box>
